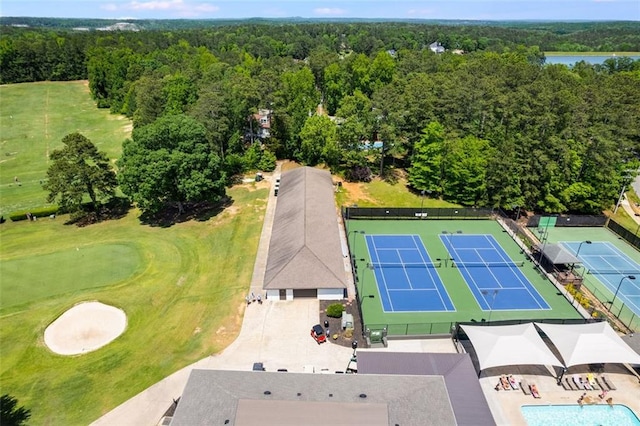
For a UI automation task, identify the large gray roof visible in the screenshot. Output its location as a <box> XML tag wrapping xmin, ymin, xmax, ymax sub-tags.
<box><xmin>263</xmin><ymin>167</ymin><xmax>346</xmax><ymax>290</ymax></box>
<box><xmin>170</xmin><ymin>369</ymin><xmax>457</xmax><ymax>426</ymax></box>
<box><xmin>358</xmin><ymin>351</ymin><xmax>495</xmax><ymax>426</ymax></box>
<box><xmin>537</xmin><ymin>243</ymin><xmax>580</xmax><ymax>265</ymax></box>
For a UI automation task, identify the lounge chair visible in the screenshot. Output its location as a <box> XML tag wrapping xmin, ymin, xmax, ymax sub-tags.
<box><xmin>601</xmin><ymin>376</ymin><xmax>617</xmax><ymax>391</ymax></box>
<box><xmin>561</xmin><ymin>378</ymin><xmax>572</xmax><ymax>390</ymax></box>
<box><xmin>521</xmin><ymin>379</ymin><xmax>532</xmax><ymax>395</ymax></box>
<box><xmin>500</xmin><ymin>375</ymin><xmax>511</xmax><ymax>390</ymax></box>
<box><xmin>530</xmin><ymin>383</ymin><xmax>541</xmax><ymax>398</ymax></box>
<box><xmin>580</xmin><ymin>377</ymin><xmax>593</xmax><ymax>391</ymax></box>
<box><xmin>587</xmin><ymin>373</ymin><xmax>599</xmax><ymax>390</ymax></box>
<box><xmin>595</xmin><ymin>377</ymin><xmax>608</xmax><ymax>391</ymax></box>
<box><xmin>566</xmin><ymin>377</ymin><xmax>579</xmax><ymax>391</ymax></box>
<box><xmin>572</xmin><ymin>375</ymin><xmax>584</xmax><ymax>390</ymax></box>
<box><xmin>508</xmin><ymin>375</ymin><xmax>519</xmax><ymax>390</ymax></box>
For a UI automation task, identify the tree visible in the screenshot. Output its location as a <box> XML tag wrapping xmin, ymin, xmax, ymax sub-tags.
<box><xmin>299</xmin><ymin>115</ymin><xmax>339</xmax><ymax>166</ymax></box>
<box><xmin>118</xmin><ymin>114</ymin><xmax>226</xmax><ymax>215</ymax></box>
<box><xmin>0</xmin><ymin>394</ymin><xmax>31</xmax><ymax>426</ymax></box>
<box><xmin>408</xmin><ymin>122</ymin><xmax>445</xmax><ymax>194</ymax></box>
<box><xmin>43</xmin><ymin>133</ymin><xmax>117</xmax><ymax>214</ymax></box>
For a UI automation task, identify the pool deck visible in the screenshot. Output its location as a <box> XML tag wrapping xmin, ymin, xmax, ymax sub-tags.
<box><xmin>479</xmin><ymin>364</ymin><xmax>640</xmax><ymax>425</ymax></box>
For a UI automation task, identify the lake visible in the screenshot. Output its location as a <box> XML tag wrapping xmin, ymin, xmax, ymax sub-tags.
<box><xmin>546</xmin><ymin>55</ymin><xmax>640</xmax><ymax>66</ymax></box>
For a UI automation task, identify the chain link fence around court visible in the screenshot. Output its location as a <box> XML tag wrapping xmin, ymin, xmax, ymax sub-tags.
<box><xmin>607</xmin><ymin>219</ymin><xmax>640</xmax><ymax>252</ymax></box>
<box><xmin>366</xmin><ymin>318</ymin><xmax>598</xmax><ymax>338</ymax></box>
<box><xmin>580</xmin><ymin>274</ymin><xmax>640</xmax><ymax>332</ymax></box>
<box><xmin>527</xmin><ymin>214</ymin><xmax>607</xmax><ymax>228</ymax></box>
<box><xmin>343</xmin><ymin>206</ymin><xmax>496</xmax><ymax>220</ymax></box>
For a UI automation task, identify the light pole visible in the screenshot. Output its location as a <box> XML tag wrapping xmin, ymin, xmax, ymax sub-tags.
<box><xmin>349</xmin><ymin>230</ymin><xmax>365</xmax><ymax>268</ymax></box>
<box><xmin>609</xmin><ymin>275</ymin><xmax>635</xmax><ymax>311</ymax></box>
<box><xmin>481</xmin><ymin>289</ymin><xmax>499</xmax><ymax>323</ymax></box>
<box><xmin>572</xmin><ymin>240</ymin><xmax>592</xmax><ymax>273</ymax></box>
<box><xmin>358</xmin><ymin>264</ymin><xmax>375</xmax><ymax>333</ymax></box>
<box><xmin>575</xmin><ymin>240</ymin><xmax>592</xmax><ymax>258</ymax></box>
<box><xmin>420</xmin><ymin>190</ymin><xmax>425</xmax><ymax>219</ymax></box>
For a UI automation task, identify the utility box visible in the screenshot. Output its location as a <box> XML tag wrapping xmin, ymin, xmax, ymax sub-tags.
<box><xmin>341</xmin><ymin>312</ymin><xmax>354</xmax><ymax>330</ymax></box>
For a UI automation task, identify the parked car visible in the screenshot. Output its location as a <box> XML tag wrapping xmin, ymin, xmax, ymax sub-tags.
<box><xmin>311</xmin><ymin>324</ymin><xmax>326</xmax><ymax>344</ymax></box>
<box><xmin>252</xmin><ymin>362</ymin><xmax>265</xmax><ymax>371</ymax></box>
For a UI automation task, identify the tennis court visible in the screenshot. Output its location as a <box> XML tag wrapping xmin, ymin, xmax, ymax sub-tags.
<box><xmin>365</xmin><ymin>234</ymin><xmax>455</xmax><ymax>312</ymax></box>
<box><xmin>440</xmin><ymin>234</ymin><xmax>550</xmax><ymax>311</ymax></box>
<box><xmin>561</xmin><ymin>241</ymin><xmax>640</xmax><ymax>317</ymax></box>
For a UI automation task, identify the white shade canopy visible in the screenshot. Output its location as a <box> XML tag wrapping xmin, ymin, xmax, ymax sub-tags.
<box><xmin>461</xmin><ymin>323</ymin><xmax>564</xmax><ymax>370</ymax></box>
<box><xmin>535</xmin><ymin>322</ymin><xmax>640</xmax><ymax>367</ymax></box>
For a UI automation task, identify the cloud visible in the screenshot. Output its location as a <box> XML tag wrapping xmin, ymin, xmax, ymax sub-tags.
<box><xmin>313</xmin><ymin>7</ymin><xmax>346</xmax><ymax>16</ymax></box>
<box><xmin>101</xmin><ymin>0</ymin><xmax>220</xmax><ymax>16</ymax></box>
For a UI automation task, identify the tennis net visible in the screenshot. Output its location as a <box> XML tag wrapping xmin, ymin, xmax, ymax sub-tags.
<box><xmin>369</xmin><ymin>261</ymin><xmax>442</xmax><ymax>269</ymax></box>
<box><xmin>587</xmin><ymin>269</ymin><xmax>640</xmax><ymax>275</ymax></box>
<box><xmin>453</xmin><ymin>261</ymin><xmax>525</xmax><ymax>268</ymax></box>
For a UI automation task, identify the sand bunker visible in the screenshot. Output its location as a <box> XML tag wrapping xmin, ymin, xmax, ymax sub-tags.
<box><xmin>44</xmin><ymin>301</ymin><xmax>127</xmax><ymax>355</ymax></box>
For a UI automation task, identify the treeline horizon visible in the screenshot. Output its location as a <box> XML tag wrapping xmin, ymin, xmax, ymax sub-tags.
<box><xmin>1</xmin><ymin>22</ymin><xmax>639</xmax><ymax>215</ymax></box>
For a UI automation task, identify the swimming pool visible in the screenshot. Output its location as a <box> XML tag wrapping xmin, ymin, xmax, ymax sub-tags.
<box><xmin>522</xmin><ymin>404</ymin><xmax>640</xmax><ymax>426</ymax></box>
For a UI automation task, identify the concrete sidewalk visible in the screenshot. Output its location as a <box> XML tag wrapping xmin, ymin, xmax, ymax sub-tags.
<box><xmin>92</xmin><ymin>165</ymin><xmax>354</xmax><ymax>426</ymax></box>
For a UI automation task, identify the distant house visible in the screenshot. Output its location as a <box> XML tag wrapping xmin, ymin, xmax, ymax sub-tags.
<box><xmin>248</xmin><ymin>108</ymin><xmax>272</xmax><ymax>141</ymax></box>
<box><xmin>429</xmin><ymin>41</ymin><xmax>445</xmax><ymax>54</ymax></box>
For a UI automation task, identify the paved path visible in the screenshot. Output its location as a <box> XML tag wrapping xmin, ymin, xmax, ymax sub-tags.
<box><xmin>92</xmin><ymin>165</ymin><xmax>354</xmax><ymax>426</ymax></box>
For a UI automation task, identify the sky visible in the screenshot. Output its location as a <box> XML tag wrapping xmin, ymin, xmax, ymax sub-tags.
<box><xmin>1</xmin><ymin>0</ymin><xmax>639</xmax><ymax>21</ymax></box>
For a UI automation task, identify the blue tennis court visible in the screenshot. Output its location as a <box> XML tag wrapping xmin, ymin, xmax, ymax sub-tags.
<box><xmin>440</xmin><ymin>234</ymin><xmax>550</xmax><ymax>311</ymax></box>
<box><xmin>365</xmin><ymin>235</ymin><xmax>455</xmax><ymax>312</ymax></box>
<box><xmin>561</xmin><ymin>241</ymin><xmax>640</xmax><ymax>317</ymax></box>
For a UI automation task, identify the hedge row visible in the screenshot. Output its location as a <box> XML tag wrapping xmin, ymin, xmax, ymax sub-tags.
<box><xmin>9</xmin><ymin>206</ymin><xmax>59</xmax><ymax>222</ymax></box>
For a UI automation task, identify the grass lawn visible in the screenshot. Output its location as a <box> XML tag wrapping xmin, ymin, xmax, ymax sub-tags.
<box><xmin>0</xmin><ymin>81</ymin><xmax>131</xmax><ymax>216</ymax></box>
<box><xmin>0</xmin><ymin>183</ymin><xmax>268</xmax><ymax>424</ymax></box>
<box><xmin>337</xmin><ymin>177</ymin><xmax>459</xmax><ymax>209</ymax></box>
<box><xmin>1</xmin><ymin>243</ymin><xmax>142</xmax><ymax>310</ymax></box>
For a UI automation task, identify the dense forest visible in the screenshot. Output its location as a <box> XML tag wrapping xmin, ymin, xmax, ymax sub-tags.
<box><xmin>1</xmin><ymin>21</ymin><xmax>640</xmax><ymax>214</ymax></box>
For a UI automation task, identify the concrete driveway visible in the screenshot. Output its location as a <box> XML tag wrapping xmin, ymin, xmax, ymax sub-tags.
<box><xmin>92</xmin><ymin>301</ymin><xmax>354</xmax><ymax>426</ymax></box>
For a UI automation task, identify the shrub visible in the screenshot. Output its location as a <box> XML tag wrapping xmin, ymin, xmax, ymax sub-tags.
<box><xmin>9</xmin><ymin>206</ymin><xmax>59</xmax><ymax>222</ymax></box>
<box><xmin>258</xmin><ymin>149</ymin><xmax>277</xmax><ymax>172</ymax></box>
<box><xmin>326</xmin><ymin>303</ymin><xmax>344</xmax><ymax>318</ymax></box>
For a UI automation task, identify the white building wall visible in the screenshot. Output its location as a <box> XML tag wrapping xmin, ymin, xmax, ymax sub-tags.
<box><xmin>265</xmin><ymin>289</ymin><xmax>280</xmax><ymax>300</ymax></box>
<box><xmin>317</xmin><ymin>288</ymin><xmax>344</xmax><ymax>300</ymax></box>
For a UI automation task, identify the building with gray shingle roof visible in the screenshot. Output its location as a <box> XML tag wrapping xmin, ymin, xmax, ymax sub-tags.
<box><xmin>264</xmin><ymin>167</ymin><xmax>347</xmax><ymax>300</ymax></box>
<box><xmin>170</xmin><ymin>369</ymin><xmax>458</xmax><ymax>425</ymax></box>
<box><xmin>358</xmin><ymin>351</ymin><xmax>496</xmax><ymax>426</ymax></box>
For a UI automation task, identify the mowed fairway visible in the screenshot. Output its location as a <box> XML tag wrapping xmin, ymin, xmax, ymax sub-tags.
<box><xmin>0</xmin><ymin>81</ymin><xmax>268</xmax><ymax>424</ymax></box>
<box><xmin>0</xmin><ymin>81</ymin><xmax>131</xmax><ymax>216</ymax></box>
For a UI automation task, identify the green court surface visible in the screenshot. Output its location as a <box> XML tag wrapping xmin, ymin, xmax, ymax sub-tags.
<box><xmin>0</xmin><ymin>243</ymin><xmax>143</xmax><ymax>311</ymax></box>
<box><xmin>542</xmin><ymin>226</ymin><xmax>640</xmax><ymax>331</ymax></box>
<box><xmin>347</xmin><ymin>220</ymin><xmax>583</xmax><ymax>335</ymax></box>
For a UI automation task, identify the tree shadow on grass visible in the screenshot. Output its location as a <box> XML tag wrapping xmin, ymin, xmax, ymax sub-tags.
<box><xmin>65</xmin><ymin>197</ymin><xmax>132</xmax><ymax>227</ymax></box>
<box><xmin>139</xmin><ymin>197</ymin><xmax>234</xmax><ymax>228</ymax></box>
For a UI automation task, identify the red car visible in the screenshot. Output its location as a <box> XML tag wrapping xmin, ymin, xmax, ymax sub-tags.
<box><xmin>311</xmin><ymin>324</ymin><xmax>327</xmax><ymax>344</ymax></box>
